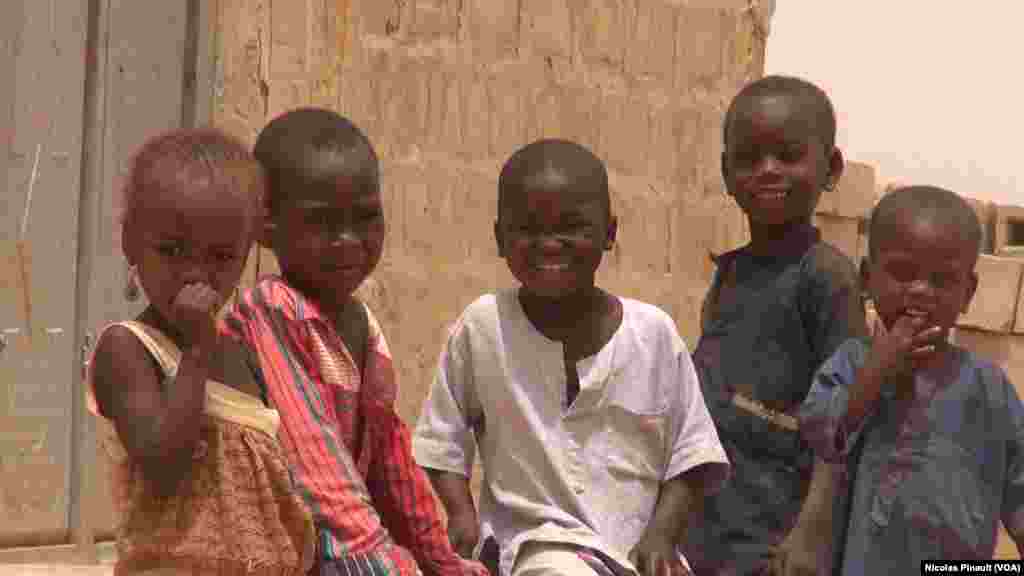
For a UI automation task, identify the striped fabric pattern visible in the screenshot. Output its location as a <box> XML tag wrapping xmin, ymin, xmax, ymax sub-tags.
<box><xmin>223</xmin><ymin>276</ymin><xmax>486</xmax><ymax>576</ymax></box>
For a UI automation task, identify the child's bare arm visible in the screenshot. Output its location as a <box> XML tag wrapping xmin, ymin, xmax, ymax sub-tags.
<box><xmin>629</xmin><ymin>467</ymin><xmax>708</xmax><ymax>575</ymax></box>
<box><xmin>425</xmin><ymin>468</ymin><xmax>479</xmax><ymax>557</ymax></box>
<box><xmin>1004</xmin><ymin>510</ymin><xmax>1024</xmax><ymax>556</ymax></box>
<box><xmin>92</xmin><ymin>326</ymin><xmax>208</xmax><ymax>497</ymax></box>
<box><xmin>650</xmin><ymin>467</ymin><xmax>706</xmax><ymax>542</ymax></box>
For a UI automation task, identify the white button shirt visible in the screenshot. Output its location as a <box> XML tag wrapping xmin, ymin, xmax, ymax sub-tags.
<box><xmin>413</xmin><ymin>290</ymin><xmax>730</xmax><ymax>576</ymax></box>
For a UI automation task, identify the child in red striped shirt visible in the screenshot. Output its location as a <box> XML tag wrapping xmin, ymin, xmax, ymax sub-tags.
<box><xmin>222</xmin><ymin>107</ymin><xmax>487</xmax><ymax>576</ymax></box>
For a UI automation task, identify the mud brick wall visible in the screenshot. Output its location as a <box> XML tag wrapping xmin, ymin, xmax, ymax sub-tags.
<box><xmin>211</xmin><ymin>0</ymin><xmax>773</xmax><ymax>426</ymax></box>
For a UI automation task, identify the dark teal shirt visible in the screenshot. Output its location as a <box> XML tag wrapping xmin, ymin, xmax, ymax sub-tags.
<box><xmin>683</xmin><ymin>227</ymin><xmax>866</xmax><ymax>575</ymax></box>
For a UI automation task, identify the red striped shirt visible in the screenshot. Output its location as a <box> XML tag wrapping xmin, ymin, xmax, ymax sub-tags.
<box><xmin>222</xmin><ymin>277</ymin><xmax>486</xmax><ymax>576</ymax></box>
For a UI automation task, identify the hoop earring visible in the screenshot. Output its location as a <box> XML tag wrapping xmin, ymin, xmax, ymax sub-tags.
<box><xmin>124</xmin><ymin>264</ymin><xmax>140</xmax><ymax>302</ymax></box>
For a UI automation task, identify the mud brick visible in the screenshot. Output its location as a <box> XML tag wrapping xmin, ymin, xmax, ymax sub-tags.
<box><xmin>524</xmin><ymin>83</ymin><xmax>563</xmax><ymax>142</ymax></box>
<box><xmin>458</xmin><ymin>73</ymin><xmax>493</xmax><ymax>162</ymax></box>
<box><xmin>462</xmin><ymin>0</ymin><xmax>520</xmax><ymax>65</ymax></box>
<box><xmin>485</xmin><ymin>73</ymin><xmax>526</xmax><ymax>159</ymax></box>
<box><xmin>1015</xmin><ymin>280</ymin><xmax>1024</xmax><ymax>335</ymax></box>
<box><xmin>389</xmin><ymin>58</ymin><xmax>434</xmax><ymax>158</ymax></box>
<box><xmin>410</xmin><ymin>0</ymin><xmax>459</xmax><ymax>40</ymax></box>
<box><xmin>625</xmin><ymin>0</ymin><xmax>677</xmax><ymax>83</ymax></box>
<box><xmin>579</xmin><ymin>0</ymin><xmax>632</xmax><ymax>68</ymax></box>
<box><xmin>453</xmin><ymin>169</ymin><xmax>500</xmax><ymax>266</ymax></box>
<box><xmin>995</xmin><ymin>204</ymin><xmax>1024</xmax><ymax>256</ymax></box>
<box><xmin>675</xmin><ymin>6</ymin><xmax>727</xmax><ymax>93</ymax></box>
<box><xmin>646</xmin><ymin>101</ymin><xmax>679</xmax><ymax>187</ymax></box>
<box><xmin>964</xmin><ymin>197</ymin><xmax>994</xmax><ymax>254</ymax></box>
<box><xmin>832</xmin><ymin>161</ymin><xmax>876</xmax><ymax>220</ymax></box>
<box><xmin>814</xmin><ymin>214</ymin><xmax>859</xmax><ymax>261</ymax></box>
<box><xmin>357</xmin><ymin>0</ymin><xmax>404</xmax><ymax>37</ymax></box>
<box><xmin>614</xmin><ymin>189</ymin><xmax>672</xmax><ymax>276</ymax></box>
<box><xmin>521</xmin><ymin>0</ymin><xmax>574</xmax><ymax>59</ymax></box>
<box><xmin>957</xmin><ymin>254</ymin><xmax>1023</xmax><ymax>333</ymax></box>
<box><xmin>423</xmin><ymin>67</ymin><xmax>463</xmax><ymax>151</ymax></box>
<box><xmin>557</xmin><ymin>84</ymin><xmax>601</xmax><ymax>153</ymax></box>
<box><xmin>390</xmin><ymin>163</ymin><xmax>448</xmax><ymax>262</ymax></box>
<box><xmin>597</xmin><ymin>90</ymin><xmax>650</xmax><ymax>176</ymax></box>
<box><xmin>952</xmin><ymin>328</ymin><xmax>1024</xmax><ymax>394</ymax></box>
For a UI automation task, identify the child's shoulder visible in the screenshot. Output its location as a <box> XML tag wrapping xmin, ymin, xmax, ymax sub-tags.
<box><xmin>950</xmin><ymin>344</ymin><xmax>1013</xmax><ymax>387</ymax></box>
<box><xmin>618</xmin><ymin>295</ymin><xmax>678</xmax><ymax>331</ymax></box>
<box><xmin>89</xmin><ymin>322</ymin><xmax>166</xmax><ymax>418</ymax></box>
<box><xmin>614</xmin><ymin>295</ymin><xmax>688</xmax><ymax>353</ymax></box>
<box><xmin>234</xmin><ymin>275</ymin><xmax>309</xmax><ymax>322</ymax></box>
<box><xmin>803</xmin><ymin>239</ymin><xmax>860</xmax><ymax>281</ymax></box>
<box><xmin>448</xmin><ymin>290</ymin><xmax>509</xmax><ymax>335</ymax></box>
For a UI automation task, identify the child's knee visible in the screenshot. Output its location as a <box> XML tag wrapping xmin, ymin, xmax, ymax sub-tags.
<box><xmin>512</xmin><ymin>542</ymin><xmax>592</xmax><ymax>576</ymax></box>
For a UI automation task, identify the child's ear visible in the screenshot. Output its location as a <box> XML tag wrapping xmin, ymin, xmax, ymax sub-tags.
<box><xmin>494</xmin><ymin>220</ymin><xmax>505</xmax><ymax>258</ymax></box>
<box><xmin>825</xmin><ymin>146</ymin><xmax>845</xmax><ymax>192</ymax></box>
<box><xmin>121</xmin><ymin>217</ymin><xmax>138</xmax><ymax>266</ymax></box>
<box><xmin>859</xmin><ymin>257</ymin><xmax>871</xmax><ymax>294</ymax></box>
<box><xmin>962</xmin><ymin>271</ymin><xmax>980</xmax><ymax>314</ymax></box>
<box><xmin>605</xmin><ymin>215</ymin><xmax>618</xmax><ymax>250</ymax></box>
<box><xmin>720</xmin><ymin>152</ymin><xmax>733</xmax><ymax>196</ymax></box>
<box><xmin>260</xmin><ymin>214</ymin><xmax>277</xmax><ymax>250</ymax></box>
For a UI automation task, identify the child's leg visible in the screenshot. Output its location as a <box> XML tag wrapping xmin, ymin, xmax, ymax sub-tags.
<box><xmin>512</xmin><ymin>542</ymin><xmax>632</xmax><ymax>576</ymax></box>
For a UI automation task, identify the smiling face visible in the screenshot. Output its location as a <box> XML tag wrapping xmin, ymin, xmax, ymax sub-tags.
<box><xmin>864</xmin><ymin>213</ymin><xmax>978</xmax><ymax>341</ymax></box>
<box><xmin>723</xmin><ymin>93</ymin><xmax>841</xmax><ymax>229</ymax></box>
<box><xmin>266</xmin><ymin>151</ymin><xmax>385</xmax><ymax>308</ymax></box>
<box><xmin>495</xmin><ymin>167</ymin><xmax>615</xmax><ymax>300</ymax></box>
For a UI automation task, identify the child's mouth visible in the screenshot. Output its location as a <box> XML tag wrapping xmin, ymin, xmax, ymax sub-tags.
<box><xmin>905</xmin><ymin>308</ymin><xmax>930</xmax><ymax>319</ymax></box>
<box><xmin>328</xmin><ymin>265</ymin><xmax>362</xmax><ymax>276</ymax></box>
<box><xmin>534</xmin><ymin>263</ymin><xmax>569</xmax><ymax>272</ymax></box>
<box><xmin>754</xmin><ymin>187</ymin><xmax>788</xmax><ymax>201</ymax></box>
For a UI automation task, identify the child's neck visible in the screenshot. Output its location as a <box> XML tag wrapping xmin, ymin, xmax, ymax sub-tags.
<box><xmin>317</xmin><ymin>291</ymin><xmax>360</xmax><ymax>322</ymax></box>
<box><xmin>139</xmin><ymin>306</ymin><xmax>187</xmax><ymax>350</ymax></box>
<box><xmin>283</xmin><ymin>272</ymin><xmax>359</xmax><ymax>320</ymax></box>
<box><xmin>890</xmin><ymin>343</ymin><xmax>959</xmax><ymax>402</ymax></box>
<box><xmin>746</xmin><ymin>218</ymin><xmax>817</xmax><ymax>258</ymax></box>
<box><xmin>137</xmin><ymin>306</ymin><xmax>227</xmax><ymax>383</ymax></box>
<box><xmin>518</xmin><ymin>285</ymin><xmax>620</xmax><ymax>353</ymax></box>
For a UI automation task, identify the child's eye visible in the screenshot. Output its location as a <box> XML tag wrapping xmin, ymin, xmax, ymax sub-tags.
<box><xmin>214</xmin><ymin>252</ymin><xmax>237</xmax><ymax>264</ymax></box>
<box><xmin>356</xmin><ymin>209</ymin><xmax>383</xmax><ymax>223</ymax></box>
<box><xmin>930</xmin><ymin>271</ymin><xmax>961</xmax><ymax>290</ymax></box>
<box><xmin>156</xmin><ymin>244</ymin><xmax>185</xmax><ymax>258</ymax></box>
<box><xmin>885</xmin><ymin>261</ymin><xmax>917</xmax><ymax>283</ymax></box>
<box><xmin>732</xmin><ymin>150</ymin><xmax>757</xmax><ymax>168</ymax></box>
<box><xmin>779</xmin><ymin>146</ymin><xmax>804</xmax><ymax>162</ymax></box>
<box><xmin>306</xmin><ymin>212</ymin><xmax>329</xmax><ymax>227</ymax></box>
<box><xmin>559</xmin><ymin>220</ymin><xmax>587</xmax><ymax>234</ymax></box>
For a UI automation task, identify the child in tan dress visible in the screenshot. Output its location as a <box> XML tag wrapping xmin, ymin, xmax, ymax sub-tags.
<box><xmin>86</xmin><ymin>127</ymin><xmax>315</xmax><ymax>575</ymax></box>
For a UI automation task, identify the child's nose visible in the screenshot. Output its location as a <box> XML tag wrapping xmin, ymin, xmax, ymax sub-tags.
<box><xmin>181</xmin><ymin>260</ymin><xmax>210</xmax><ymax>285</ymax></box>
<box><xmin>754</xmin><ymin>155</ymin><xmax>783</xmax><ymax>177</ymax></box>
<box><xmin>329</xmin><ymin>228</ymin><xmax>360</xmax><ymax>247</ymax></box>
<box><xmin>906</xmin><ymin>278</ymin><xmax>936</xmax><ymax>298</ymax></box>
<box><xmin>536</xmin><ymin>234</ymin><xmax>565</xmax><ymax>252</ymax></box>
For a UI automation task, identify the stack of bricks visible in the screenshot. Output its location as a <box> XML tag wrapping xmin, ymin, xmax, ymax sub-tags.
<box><xmin>211</xmin><ymin>0</ymin><xmax>771</xmax><ymax>427</ymax></box>
<box><xmin>813</xmin><ymin>160</ymin><xmax>878</xmax><ymax>265</ymax></box>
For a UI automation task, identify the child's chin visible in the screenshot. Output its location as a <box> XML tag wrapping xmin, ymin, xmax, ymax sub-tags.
<box><xmin>520</xmin><ymin>282</ymin><xmax>580</xmax><ymax>300</ymax></box>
